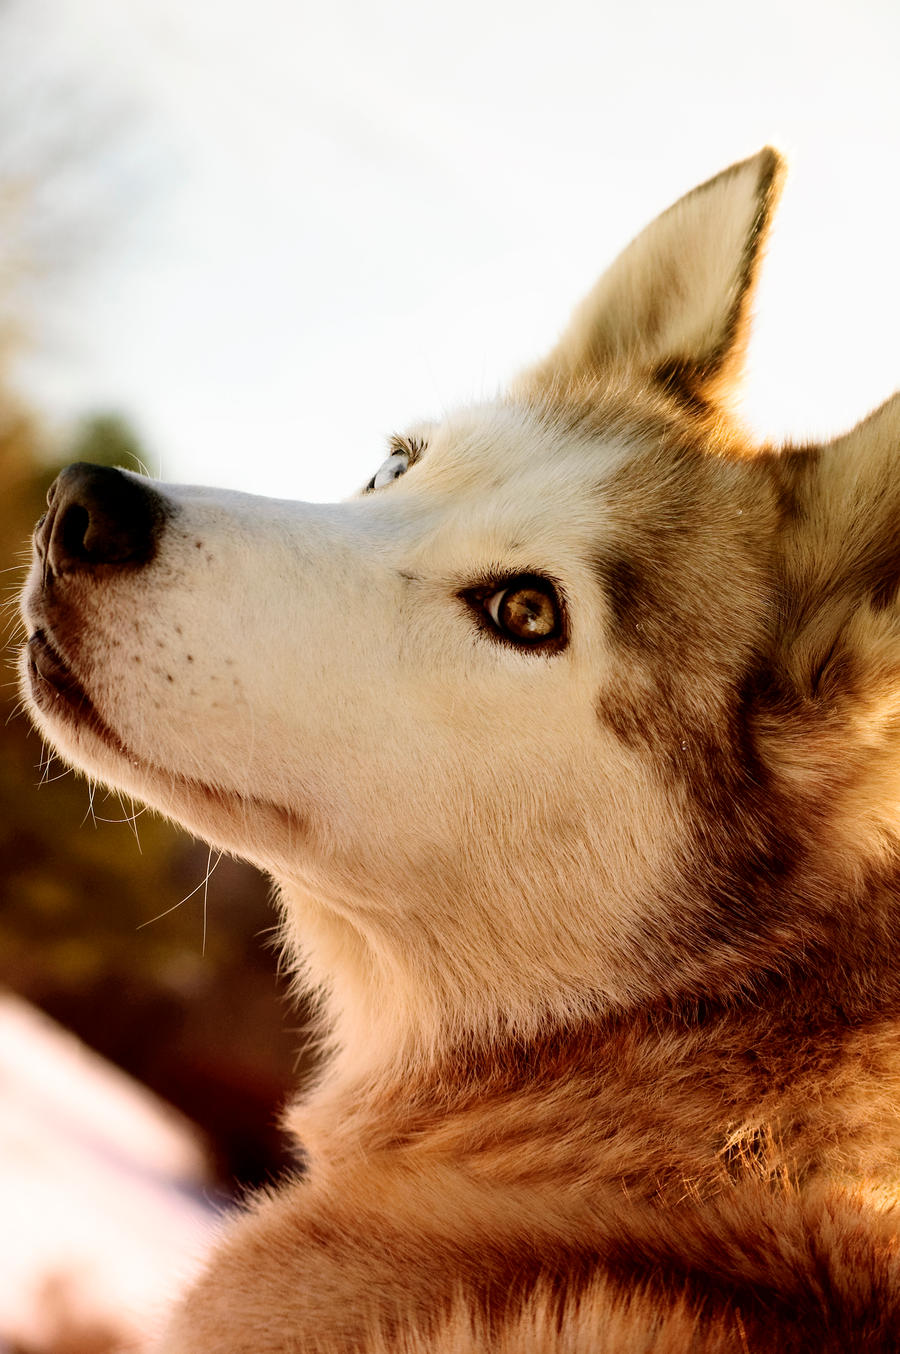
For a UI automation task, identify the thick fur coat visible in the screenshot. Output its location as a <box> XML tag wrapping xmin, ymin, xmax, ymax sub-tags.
<box><xmin>20</xmin><ymin>149</ymin><xmax>900</xmax><ymax>1351</ymax></box>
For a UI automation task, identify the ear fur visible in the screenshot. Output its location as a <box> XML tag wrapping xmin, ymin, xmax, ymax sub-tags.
<box><xmin>779</xmin><ymin>393</ymin><xmax>900</xmax><ymax>678</ymax></box>
<box><xmin>759</xmin><ymin>394</ymin><xmax>900</xmax><ymax>858</ymax></box>
<box><xmin>521</xmin><ymin>148</ymin><xmax>785</xmax><ymax>410</ymax></box>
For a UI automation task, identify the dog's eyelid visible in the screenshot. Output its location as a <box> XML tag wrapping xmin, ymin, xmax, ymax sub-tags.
<box><xmin>387</xmin><ymin>433</ymin><xmax>426</xmax><ymax>464</ymax></box>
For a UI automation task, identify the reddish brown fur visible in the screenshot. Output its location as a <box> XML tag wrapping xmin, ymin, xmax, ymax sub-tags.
<box><xmin>160</xmin><ymin>154</ymin><xmax>900</xmax><ymax>1350</ymax></box>
<box><xmin>22</xmin><ymin>151</ymin><xmax>900</xmax><ymax>1351</ymax></box>
<box><xmin>167</xmin><ymin>1005</ymin><xmax>900</xmax><ymax>1349</ymax></box>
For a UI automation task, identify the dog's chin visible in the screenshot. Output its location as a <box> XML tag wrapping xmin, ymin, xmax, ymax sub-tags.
<box><xmin>21</xmin><ymin>632</ymin><xmax>307</xmax><ymax>870</ymax></box>
<box><xmin>25</xmin><ymin>629</ymin><xmax>130</xmax><ymax>755</ymax></box>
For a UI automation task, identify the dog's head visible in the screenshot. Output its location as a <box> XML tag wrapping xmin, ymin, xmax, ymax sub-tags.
<box><xmin>21</xmin><ymin>150</ymin><xmax>900</xmax><ymax>1054</ymax></box>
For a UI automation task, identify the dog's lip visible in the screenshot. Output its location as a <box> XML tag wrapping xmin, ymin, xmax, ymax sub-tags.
<box><xmin>26</xmin><ymin>628</ymin><xmax>141</xmax><ymax>766</ymax></box>
<box><xmin>25</xmin><ymin>630</ymin><xmax>307</xmax><ymax>845</ymax></box>
<box><xmin>26</xmin><ymin>629</ymin><xmax>94</xmax><ymax>715</ymax></box>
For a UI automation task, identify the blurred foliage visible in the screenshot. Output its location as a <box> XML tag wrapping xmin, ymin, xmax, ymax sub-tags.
<box><xmin>0</xmin><ymin>405</ymin><xmax>311</xmax><ymax>1189</ymax></box>
<box><xmin>69</xmin><ymin>412</ymin><xmax>153</xmax><ymax>476</ymax></box>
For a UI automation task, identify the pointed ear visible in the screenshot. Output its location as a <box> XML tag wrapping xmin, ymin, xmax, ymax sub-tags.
<box><xmin>763</xmin><ymin>395</ymin><xmax>900</xmax><ymax>854</ymax></box>
<box><xmin>780</xmin><ymin>393</ymin><xmax>900</xmax><ymax>674</ymax></box>
<box><xmin>519</xmin><ymin>148</ymin><xmax>785</xmax><ymax>410</ymax></box>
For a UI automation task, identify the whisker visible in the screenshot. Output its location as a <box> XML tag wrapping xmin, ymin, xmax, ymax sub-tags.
<box><xmin>137</xmin><ymin>849</ymin><xmax>223</xmax><ymax>933</ymax></box>
<box><xmin>201</xmin><ymin>846</ymin><xmax>219</xmax><ymax>957</ymax></box>
<box><xmin>81</xmin><ymin>779</ymin><xmax>98</xmax><ymax>828</ymax></box>
<box><xmin>95</xmin><ymin>794</ymin><xmax>148</xmax><ymax>848</ymax></box>
<box><xmin>37</xmin><ymin>743</ymin><xmax>65</xmax><ymax>785</ymax></box>
<box><xmin>93</xmin><ymin>804</ymin><xmax>149</xmax><ymax>826</ymax></box>
<box><xmin>38</xmin><ymin>767</ymin><xmax>73</xmax><ymax>785</ymax></box>
<box><xmin>5</xmin><ymin>699</ymin><xmax>30</xmax><ymax>727</ymax></box>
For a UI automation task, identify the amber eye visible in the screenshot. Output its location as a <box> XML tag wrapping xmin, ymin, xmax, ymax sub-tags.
<box><xmin>484</xmin><ymin>577</ymin><xmax>562</xmax><ymax>646</ymax></box>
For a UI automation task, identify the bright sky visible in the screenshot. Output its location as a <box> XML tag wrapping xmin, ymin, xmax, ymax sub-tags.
<box><xmin>8</xmin><ymin>0</ymin><xmax>900</xmax><ymax>501</ymax></box>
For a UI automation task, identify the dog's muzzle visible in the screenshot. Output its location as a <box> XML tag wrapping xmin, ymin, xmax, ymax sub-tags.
<box><xmin>24</xmin><ymin>462</ymin><xmax>171</xmax><ymax>722</ymax></box>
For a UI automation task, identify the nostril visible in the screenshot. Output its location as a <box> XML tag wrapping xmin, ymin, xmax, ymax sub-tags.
<box><xmin>39</xmin><ymin>462</ymin><xmax>171</xmax><ymax>577</ymax></box>
<box><xmin>58</xmin><ymin>503</ymin><xmax>91</xmax><ymax>562</ymax></box>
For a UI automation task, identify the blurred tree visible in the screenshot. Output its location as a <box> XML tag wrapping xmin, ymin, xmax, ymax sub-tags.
<box><xmin>0</xmin><ymin>0</ymin><xmax>312</xmax><ymax>1193</ymax></box>
<box><xmin>0</xmin><ymin>0</ymin><xmax>177</xmax><ymax>375</ymax></box>
<box><xmin>69</xmin><ymin>411</ymin><xmax>155</xmax><ymax>476</ymax></box>
<box><xmin>1</xmin><ymin>420</ymin><xmax>310</xmax><ymax>1188</ymax></box>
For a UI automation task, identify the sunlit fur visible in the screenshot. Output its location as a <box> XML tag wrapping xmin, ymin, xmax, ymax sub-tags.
<box><xmin>20</xmin><ymin>149</ymin><xmax>900</xmax><ymax>1350</ymax></box>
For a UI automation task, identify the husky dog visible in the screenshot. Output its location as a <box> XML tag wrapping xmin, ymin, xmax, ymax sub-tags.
<box><xmin>20</xmin><ymin>150</ymin><xmax>900</xmax><ymax>1351</ymax></box>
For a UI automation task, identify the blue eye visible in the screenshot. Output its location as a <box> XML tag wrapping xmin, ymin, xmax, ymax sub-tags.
<box><xmin>367</xmin><ymin>452</ymin><xmax>409</xmax><ymax>491</ymax></box>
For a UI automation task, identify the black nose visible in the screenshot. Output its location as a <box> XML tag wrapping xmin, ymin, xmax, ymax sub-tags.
<box><xmin>36</xmin><ymin>463</ymin><xmax>169</xmax><ymax>576</ymax></box>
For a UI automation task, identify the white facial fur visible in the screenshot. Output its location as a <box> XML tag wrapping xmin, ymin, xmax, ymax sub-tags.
<box><xmin>21</xmin><ymin>402</ymin><xmax>685</xmax><ymax>1059</ymax></box>
<box><xmin>22</xmin><ymin>151</ymin><xmax>787</xmax><ymax>1067</ymax></box>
